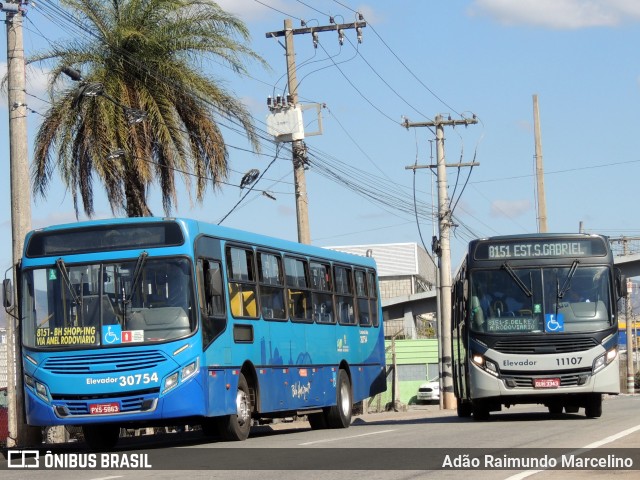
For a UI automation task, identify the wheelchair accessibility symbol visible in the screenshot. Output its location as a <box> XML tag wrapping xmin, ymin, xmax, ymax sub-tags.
<box><xmin>545</xmin><ymin>313</ymin><xmax>564</xmax><ymax>333</ymax></box>
<box><xmin>102</xmin><ymin>324</ymin><xmax>121</xmax><ymax>344</ymax></box>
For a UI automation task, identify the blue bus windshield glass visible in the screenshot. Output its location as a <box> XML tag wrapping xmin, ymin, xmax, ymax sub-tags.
<box><xmin>21</xmin><ymin>257</ymin><xmax>195</xmax><ymax>348</ymax></box>
<box><xmin>469</xmin><ymin>265</ymin><xmax>612</xmax><ymax>334</ymax></box>
<box><xmin>26</xmin><ymin>222</ymin><xmax>184</xmax><ymax>258</ymax></box>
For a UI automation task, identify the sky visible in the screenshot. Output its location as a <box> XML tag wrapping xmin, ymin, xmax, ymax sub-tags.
<box><xmin>2</xmin><ymin>0</ymin><xmax>640</xmax><ymax>276</ymax></box>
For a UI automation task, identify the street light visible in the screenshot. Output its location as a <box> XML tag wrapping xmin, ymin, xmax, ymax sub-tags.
<box><xmin>62</xmin><ymin>67</ymin><xmax>147</xmax><ymax>125</ymax></box>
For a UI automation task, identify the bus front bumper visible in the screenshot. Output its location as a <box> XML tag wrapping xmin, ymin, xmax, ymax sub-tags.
<box><xmin>469</xmin><ymin>358</ymin><xmax>620</xmax><ymax>400</ymax></box>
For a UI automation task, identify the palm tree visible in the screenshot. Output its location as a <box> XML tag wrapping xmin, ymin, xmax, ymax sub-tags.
<box><xmin>30</xmin><ymin>0</ymin><xmax>265</xmax><ymax>217</ymax></box>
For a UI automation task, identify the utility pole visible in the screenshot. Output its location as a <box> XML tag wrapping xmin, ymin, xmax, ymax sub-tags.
<box><xmin>265</xmin><ymin>18</ymin><xmax>366</xmax><ymax>245</ymax></box>
<box><xmin>283</xmin><ymin>18</ymin><xmax>310</xmax><ymax>245</ymax></box>
<box><xmin>532</xmin><ymin>94</ymin><xmax>548</xmax><ymax>233</ymax></box>
<box><xmin>3</xmin><ymin>0</ymin><xmax>39</xmax><ymax>446</ymax></box>
<box><xmin>404</xmin><ymin>114</ymin><xmax>478</xmax><ymax>410</ymax></box>
<box><xmin>622</xmin><ymin>239</ymin><xmax>635</xmax><ymax>394</ymax></box>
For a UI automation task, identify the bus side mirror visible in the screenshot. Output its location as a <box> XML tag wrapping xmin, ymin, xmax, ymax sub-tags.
<box><xmin>3</xmin><ymin>279</ymin><xmax>13</xmax><ymax>308</ymax></box>
<box><xmin>616</xmin><ymin>269</ymin><xmax>627</xmax><ymax>298</ymax></box>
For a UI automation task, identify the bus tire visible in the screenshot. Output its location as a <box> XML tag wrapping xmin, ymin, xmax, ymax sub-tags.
<box><xmin>308</xmin><ymin>412</ymin><xmax>328</xmax><ymax>430</ymax></box>
<box><xmin>585</xmin><ymin>394</ymin><xmax>602</xmax><ymax>418</ymax></box>
<box><xmin>472</xmin><ymin>400</ymin><xmax>490</xmax><ymax>421</ymax></box>
<box><xmin>82</xmin><ymin>424</ymin><xmax>120</xmax><ymax>451</ymax></box>
<box><xmin>218</xmin><ymin>373</ymin><xmax>252</xmax><ymax>441</ymax></box>
<box><xmin>548</xmin><ymin>402</ymin><xmax>563</xmax><ymax>415</ymax></box>
<box><xmin>326</xmin><ymin>369</ymin><xmax>352</xmax><ymax>429</ymax></box>
<box><xmin>457</xmin><ymin>398</ymin><xmax>472</xmax><ymax>418</ymax></box>
<box><xmin>201</xmin><ymin>418</ymin><xmax>218</xmax><ymax>437</ymax></box>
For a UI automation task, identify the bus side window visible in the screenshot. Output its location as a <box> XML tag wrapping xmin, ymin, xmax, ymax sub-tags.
<box><xmin>285</xmin><ymin>256</ymin><xmax>312</xmax><ymax>322</ymax></box>
<box><xmin>310</xmin><ymin>261</ymin><xmax>335</xmax><ymax>324</ymax></box>
<box><xmin>198</xmin><ymin>258</ymin><xmax>226</xmax><ymax>346</ymax></box>
<box><xmin>355</xmin><ymin>269</ymin><xmax>370</xmax><ymax>326</ymax></box>
<box><xmin>335</xmin><ymin>265</ymin><xmax>355</xmax><ymax>325</ymax></box>
<box><xmin>226</xmin><ymin>247</ymin><xmax>258</xmax><ymax>319</ymax></box>
<box><xmin>258</xmin><ymin>252</ymin><xmax>286</xmax><ymax>320</ymax></box>
<box><xmin>367</xmin><ymin>271</ymin><xmax>379</xmax><ymax>327</ymax></box>
<box><xmin>202</xmin><ymin>260</ymin><xmax>225</xmax><ymax>316</ymax></box>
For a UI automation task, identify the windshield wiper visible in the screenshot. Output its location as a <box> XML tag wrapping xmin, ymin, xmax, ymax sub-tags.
<box><xmin>56</xmin><ymin>258</ymin><xmax>81</xmax><ymax>306</ymax></box>
<box><xmin>557</xmin><ymin>260</ymin><xmax>579</xmax><ymax>300</ymax></box>
<box><xmin>502</xmin><ymin>262</ymin><xmax>533</xmax><ymax>297</ymax></box>
<box><xmin>125</xmin><ymin>251</ymin><xmax>148</xmax><ymax>305</ymax></box>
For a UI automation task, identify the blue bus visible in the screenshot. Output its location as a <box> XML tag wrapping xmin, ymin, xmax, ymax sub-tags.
<box><xmin>452</xmin><ymin>234</ymin><xmax>623</xmax><ymax>420</ymax></box>
<box><xmin>8</xmin><ymin>217</ymin><xmax>385</xmax><ymax>449</ymax></box>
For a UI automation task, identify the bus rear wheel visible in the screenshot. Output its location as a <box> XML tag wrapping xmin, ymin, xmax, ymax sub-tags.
<box><xmin>326</xmin><ymin>369</ymin><xmax>352</xmax><ymax>429</ymax></box>
<box><xmin>307</xmin><ymin>412</ymin><xmax>328</xmax><ymax>430</ymax></box>
<box><xmin>218</xmin><ymin>373</ymin><xmax>252</xmax><ymax>441</ymax></box>
<box><xmin>82</xmin><ymin>424</ymin><xmax>120</xmax><ymax>451</ymax></box>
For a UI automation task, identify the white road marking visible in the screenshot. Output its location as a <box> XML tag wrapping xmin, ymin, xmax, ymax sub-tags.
<box><xmin>504</xmin><ymin>423</ymin><xmax>640</xmax><ymax>480</ymax></box>
<box><xmin>298</xmin><ymin>429</ymin><xmax>397</xmax><ymax>445</ymax></box>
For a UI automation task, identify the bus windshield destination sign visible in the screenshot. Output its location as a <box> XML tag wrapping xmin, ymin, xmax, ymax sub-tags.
<box><xmin>474</xmin><ymin>238</ymin><xmax>607</xmax><ymax>260</ymax></box>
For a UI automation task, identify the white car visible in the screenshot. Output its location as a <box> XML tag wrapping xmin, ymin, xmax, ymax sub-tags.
<box><xmin>416</xmin><ymin>380</ymin><xmax>440</xmax><ymax>403</ymax></box>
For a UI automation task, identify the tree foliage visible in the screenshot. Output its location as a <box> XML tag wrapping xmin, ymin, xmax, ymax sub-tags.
<box><xmin>30</xmin><ymin>0</ymin><xmax>265</xmax><ymax>217</ymax></box>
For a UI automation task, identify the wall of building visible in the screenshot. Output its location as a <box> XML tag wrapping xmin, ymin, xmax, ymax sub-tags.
<box><xmin>367</xmin><ymin>338</ymin><xmax>439</xmax><ymax>410</ymax></box>
<box><xmin>380</xmin><ymin>276</ymin><xmax>415</xmax><ymax>299</ymax></box>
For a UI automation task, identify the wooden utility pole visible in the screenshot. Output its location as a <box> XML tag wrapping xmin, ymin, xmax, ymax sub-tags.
<box><xmin>4</xmin><ymin>1</ymin><xmax>40</xmax><ymax>446</ymax></box>
<box><xmin>533</xmin><ymin>94</ymin><xmax>548</xmax><ymax>233</ymax></box>
<box><xmin>404</xmin><ymin>114</ymin><xmax>478</xmax><ymax>410</ymax></box>
<box><xmin>266</xmin><ymin>19</ymin><xmax>366</xmax><ymax>245</ymax></box>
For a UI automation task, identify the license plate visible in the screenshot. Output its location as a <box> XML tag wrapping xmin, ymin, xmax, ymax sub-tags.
<box><xmin>534</xmin><ymin>378</ymin><xmax>560</xmax><ymax>388</ymax></box>
<box><xmin>89</xmin><ymin>402</ymin><xmax>120</xmax><ymax>414</ymax></box>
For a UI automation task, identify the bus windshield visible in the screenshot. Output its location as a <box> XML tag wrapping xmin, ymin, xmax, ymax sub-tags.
<box><xmin>469</xmin><ymin>265</ymin><xmax>613</xmax><ymax>334</ymax></box>
<box><xmin>21</xmin><ymin>257</ymin><xmax>195</xmax><ymax>348</ymax></box>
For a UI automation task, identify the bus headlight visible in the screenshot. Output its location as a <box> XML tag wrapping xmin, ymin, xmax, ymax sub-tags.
<box><xmin>471</xmin><ymin>352</ymin><xmax>499</xmax><ymax>377</ymax></box>
<box><xmin>25</xmin><ymin>375</ymin><xmax>49</xmax><ymax>402</ymax></box>
<box><xmin>593</xmin><ymin>347</ymin><xmax>617</xmax><ymax>373</ymax></box>
<box><xmin>163</xmin><ymin>372</ymin><xmax>179</xmax><ymax>393</ymax></box>
<box><xmin>181</xmin><ymin>359</ymin><xmax>199</xmax><ymax>382</ymax></box>
<box><xmin>163</xmin><ymin>358</ymin><xmax>200</xmax><ymax>394</ymax></box>
<box><xmin>36</xmin><ymin>382</ymin><xmax>48</xmax><ymax>401</ymax></box>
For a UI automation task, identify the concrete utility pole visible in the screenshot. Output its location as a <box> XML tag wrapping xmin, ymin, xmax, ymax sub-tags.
<box><xmin>283</xmin><ymin>18</ymin><xmax>310</xmax><ymax>245</ymax></box>
<box><xmin>622</xmin><ymin>239</ymin><xmax>635</xmax><ymax>394</ymax></box>
<box><xmin>3</xmin><ymin>0</ymin><xmax>40</xmax><ymax>446</ymax></box>
<box><xmin>532</xmin><ymin>94</ymin><xmax>548</xmax><ymax>233</ymax></box>
<box><xmin>266</xmin><ymin>18</ymin><xmax>366</xmax><ymax>245</ymax></box>
<box><xmin>404</xmin><ymin>114</ymin><xmax>478</xmax><ymax>410</ymax></box>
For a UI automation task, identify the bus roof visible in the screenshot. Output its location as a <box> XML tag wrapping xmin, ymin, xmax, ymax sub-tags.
<box><xmin>23</xmin><ymin>217</ymin><xmax>377</xmax><ymax>268</ymax></box>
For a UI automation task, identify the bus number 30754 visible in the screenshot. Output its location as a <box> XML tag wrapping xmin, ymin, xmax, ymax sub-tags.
<box><xmin>556</xmin><ymin>357</ymin><xmax>582</xmax><ymax>366</ymax></box>
<box><xmin>119</xmin><ymin>373</ymin><xmax>159</xmax><ymax>387</ymax></box>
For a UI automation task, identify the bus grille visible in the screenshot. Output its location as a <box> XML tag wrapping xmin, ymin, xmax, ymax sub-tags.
<box><xmin>492</xmin><ymin>337</ymin><xmax>598</xmax><ymax>354</ymax></box>
<box><xmin>502</xmin><ymin>369</ymin><xmax>592</xmax><ymax>388</ymax></box>
<box><xmin>52</xmin><ymin>388</ymin><xmax>160</xmax><ymax>416</ymax></box>
<box><xmin>42</xmin><ymin>350</ymin><xmax>167</xmax><ymax>374</ymax></box>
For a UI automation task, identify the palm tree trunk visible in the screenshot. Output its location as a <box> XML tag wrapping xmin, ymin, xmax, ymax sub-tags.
<box><xmin>123</xmin><ymin>164</ymin><xmax>152</xmax><ymax>217</ymax></box>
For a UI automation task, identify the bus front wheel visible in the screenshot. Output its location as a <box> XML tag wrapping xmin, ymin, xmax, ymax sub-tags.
<box><xmin>585</xmin><ymin>394</ymin><xmax>602</xmax><ymax>418</ymax></box>
<box><xmin>457</xmin><ymin>398</ymin><xmax>472</xmax><ymax>418</ymax></box>
<box><xmin>82</xmin><ymin>424</ymin><xmax>120</xmax><ymax>451</ymax></box>
<box><xmin>326</xmin><ymin>369</ymin><xmax>352</xmax><ymax>428</ymax></box>
<box><xmin>472</xmin><ymin>400</ymin><xmax>490</xmax><ymax>421</ymax></box>
<box><xmin>218</xmin><ymin>373</ymin><xmax>252</xmax><ymax>441</ymax></box>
